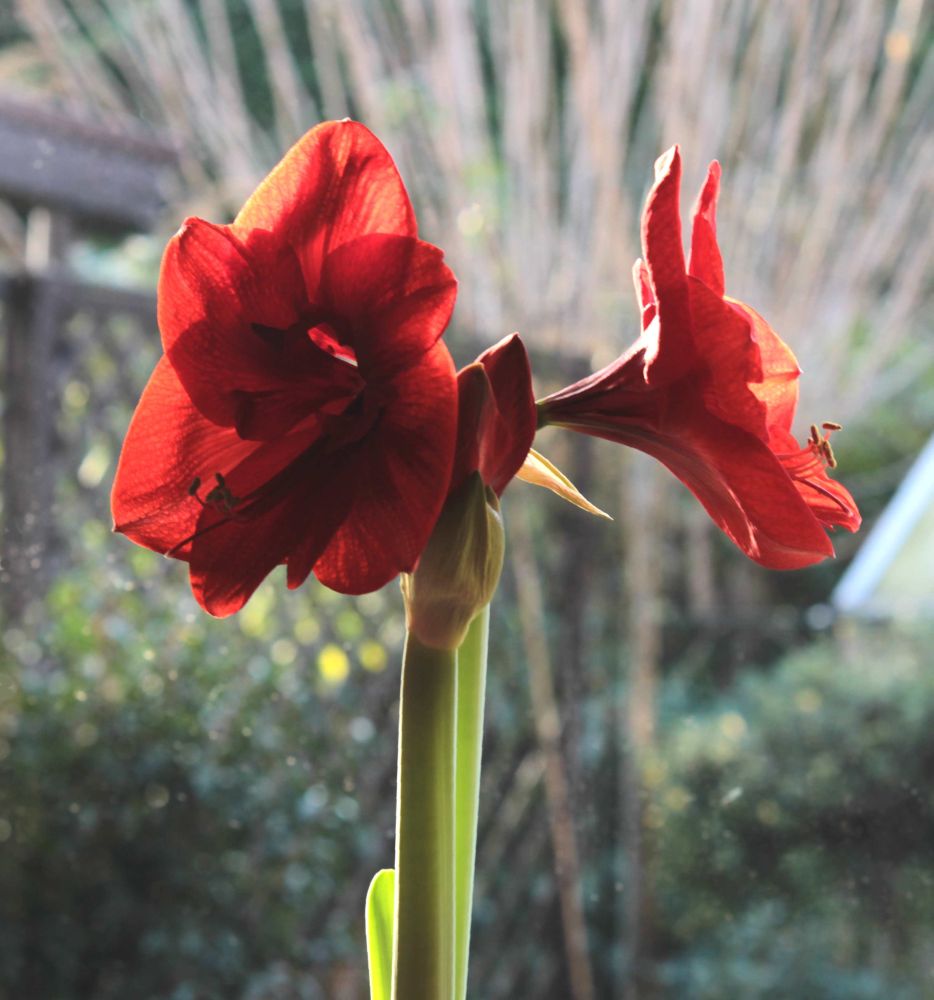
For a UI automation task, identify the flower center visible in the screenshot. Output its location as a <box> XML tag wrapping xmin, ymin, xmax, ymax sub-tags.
<box><xmin>251</xmin><ymin>311</ymin><xmax>358</xmax><ymax>368</ymax></box>
<box><xmin>169</xmin><ymin>315</ymin><xmax>384</xmax><ymax>556</ymax></box>
<box><xmin>307</xmin><ymin>320</ymin><xmax>357</xmax><ymax>366</ymax></box>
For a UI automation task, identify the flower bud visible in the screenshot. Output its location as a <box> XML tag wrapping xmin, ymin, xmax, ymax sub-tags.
<box><xmin>401</xmin><ymin>472</ymin><xmax>505</xmax><ymax>650</ymax></box>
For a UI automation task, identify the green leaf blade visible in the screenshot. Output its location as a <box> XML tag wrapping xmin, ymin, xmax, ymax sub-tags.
<box><xmin>365</xmin><ymin>868</ymin><xmax>395</xmax><ymax>1000</ymax></box>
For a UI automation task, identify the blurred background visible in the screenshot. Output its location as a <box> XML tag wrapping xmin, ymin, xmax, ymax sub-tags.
<box><xmin>0</xmin><ymin>0</ymin><xmax>932</xmax><ymax>996</ymax></box>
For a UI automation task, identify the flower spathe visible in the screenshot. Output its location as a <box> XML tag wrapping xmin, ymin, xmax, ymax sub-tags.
<box><xmin>539</xmin><ymin>146</ymin><xmax>860</xmax><ymax>569</ymax></box>
<box><xmin>112</xmin><ymin>121</ymin><xmax>458</xmax><ymax>616</ymax></box>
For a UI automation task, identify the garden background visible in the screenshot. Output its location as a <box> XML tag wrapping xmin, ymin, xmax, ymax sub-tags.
<box><xmin>1</xmin><ymin>1</ymin><xmax>933</xmax><ymax>997</ymax></box>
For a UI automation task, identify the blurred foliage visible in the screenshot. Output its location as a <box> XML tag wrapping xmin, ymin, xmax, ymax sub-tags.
<box><xmin>8</xmin><ymin>567</ymin><xmax>934</xmax><ymax>996</ymax></box>
<box><xmin>1</xmin><ymin>548</ymin><xmax>404</xmax><ymax>999</ymax></box>
<box><xmin>2</xmin><ymin>1</ymin><xmax>934</xmax><ymax>993</ymax></box>
<box><xmin>650</xmin><ymin>629</ymin><xmax>934</xmax><ymax>996</ymax></box>
<box><xmin>5</xmin><ymin>285</ymin><xmax>932</xmax><ymax>994</ymax></box>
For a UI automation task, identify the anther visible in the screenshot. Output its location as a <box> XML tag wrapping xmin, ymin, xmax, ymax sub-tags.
<box><xmin>187</xmin><ymin>471</ymin><xmax>241</xmax><ymax>513</ymax></box>
<box><xmin>807</xmin><ymin>421</ymin><xmax>843</xmax><ymax>470</ymax></box>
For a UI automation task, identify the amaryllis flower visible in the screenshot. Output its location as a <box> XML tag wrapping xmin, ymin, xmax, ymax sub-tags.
<box><xmin>112</xmin><ymin>121</ymin><xmax>458</xmax><ymax>615</ymax></box>
<box><xmin>539</xmin><ymin>147</ymin><xmax>860</xmax><ymax>568</ymax></box>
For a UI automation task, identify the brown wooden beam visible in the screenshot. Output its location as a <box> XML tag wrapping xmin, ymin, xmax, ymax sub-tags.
<box><xmin>0</xmin><ymin>94</ymin><xmax>175</xmax><ymax>230</ymax></box>
<box><xmin>1</xmin><ymin>207</ymin><xmax>71</xmax><ymax>628</ymax></box>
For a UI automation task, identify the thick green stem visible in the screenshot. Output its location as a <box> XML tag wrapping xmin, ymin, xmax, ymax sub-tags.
<box><xmin>392</xmin><ymin>633</ymin><xmax>457</xmax><ymax>1000</ymax></box>
<box><xmin>453</xmin><ymin>607</ymin><xmax>490</xmax><ymax>1000</ymax></box>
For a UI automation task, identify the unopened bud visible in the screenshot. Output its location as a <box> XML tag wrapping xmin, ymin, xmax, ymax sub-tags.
<box><xmin>401</xmin><ymin>472</ymin><xmax>505</xmax><ymax>650</ymax></box>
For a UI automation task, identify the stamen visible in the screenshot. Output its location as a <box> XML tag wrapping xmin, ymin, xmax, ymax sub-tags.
<box><xmin>777</xmin><ymin>419</ymin><xmax>845</xmax><ymax>479</ymax></box>
<box><xmin>168</xmin><ymin>472</ymin><xmax>246</xmax><ymax>558</ymax></box>
<box><xmin>806</xmin><ymin>421</ymin><xmax>843</xmax><ymax>470</ymax></box>
<box><xmin>187</xmin><ymin>472</ymin><xmax>241</xmax><ymax>513</ymax></box>
<box><xmin>205</xmin><ymin>472</ymin><xmax>241</xmax><ymax>512</ymax></box>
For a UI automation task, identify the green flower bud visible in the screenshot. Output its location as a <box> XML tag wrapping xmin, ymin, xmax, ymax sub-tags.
<box><xmin>402</xmin><ymin>472</ymin><xmax>505</xmax><ymax>650</ymax></box>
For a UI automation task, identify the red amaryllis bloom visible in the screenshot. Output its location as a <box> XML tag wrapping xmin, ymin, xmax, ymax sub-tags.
<box><xmin>539</xmin><ymin>147</ymin><xmax>860</xmax><ymax>568</ymax></box>
<box><xmin>112</xmin><ymin>121</ymin><xmax>458</xmax><ymax>615</ymax></box>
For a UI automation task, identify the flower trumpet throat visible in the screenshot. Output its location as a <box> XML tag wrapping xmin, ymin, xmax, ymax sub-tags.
<box><xmin>402</xmin><ymin>472</ymin><xmax>505</xmax><ymax>650</ymax></box>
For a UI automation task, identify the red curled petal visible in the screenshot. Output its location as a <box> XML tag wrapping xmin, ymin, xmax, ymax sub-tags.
<box><xmin>111</xmin><ymin>356</ymin><xmax>320</xmax><ymax>561</ymax></box>
<box><xmin>232</xmin><ymin>120</ymin><xmax>417</xmax><ymax>290</ymax></box>
<box><xmin>731</xmin><ymin>300</ymin><xmax>801</xmax><ymax>444</ymax></box>
<box><xmin>687</xmin><ymin>278</ymin><xmax>766</xmax><ymax>438</ymax></box>
<box><xmin>794</xmin><ymin>474</ymin><xmax>862</xmax><ymax>533</ymax></box>
<box><xmin>580</xmin><ymin>400</ymin><xmax>835</xmax><ymax>568</ymax></box>
<box><xmin>313</xmin><ymin>340</ymin><xmax>458</xmax><ymax>594</ymax></box>
<box><xmin>450</xmin><ymin>364</ymin><xmax>493</xmax><ymax>495</ymax></box>
<box><xmin>159</xmin><ymin>218</ymin><xmax>359</xmax><ymax>434</ymax></box>
<box><xmin>471</xmin><ymin>333</ymin><xmax>537</xmax><ymax>495</ymax></box>
<box><xmin>642</xmin><ymin>145</ymin><xmax>693</xmax><ymax>385</ymax></box>
<box><xmin>688</xmin><ymin>161</ymin><xmax>725</xmax><ymax>296</ymax></box>
<box><xmin>159</xmin><ymin>219</ymin><xmax>304</xmax><ymax>357</ymax></box>
<box><xmin>318</xmin><ymin>234</ymin><xmax>457</xmax><ymax>376</ymax></box>
<box><xmin>771</xmin><ymin>429</ymin><xmax>862</xmax><ymax>533</ymax></box>
<box><xmin>187</xmin><ymin>452</ymin><xmax>350</xmax><ymax>617</ymax></box>
<box><xmin>632</xmin><ymin>259</ymin><xmax>657</xmax><ymax>329</ymax></box>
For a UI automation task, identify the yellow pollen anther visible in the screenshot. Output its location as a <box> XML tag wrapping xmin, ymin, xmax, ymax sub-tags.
<box><xmin>807</xmin><ymin>421</ymin><xmax>842</xmax><ymax>469</ymax></box>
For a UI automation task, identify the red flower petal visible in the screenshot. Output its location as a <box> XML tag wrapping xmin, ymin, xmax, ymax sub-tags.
<box><xmin>642</xmin><ymin>146</ymin><xmax>693</xmax><ymax>384</ymax></box>
<box><xmin>646</xmin><ymin>405</ymin><xmax>836</xmax><ymax>569</ymax></box>
<box><xmin>632</xmin><ymin>259</ymin><xmax>657</xmax><ymax>329</ymax></box>
<box><xmin>450</xmin><ymin>364</ymin><xmax>491</xmax><ymax>494</ymax></box>
<box><xmin>313</xmin><ymin>341</ymin><xmax>458</xmax><ymax>594</ymax></box>
<box><xmin>111</xmin><ymin>357</ymin><xmax>320</xmax><ymax>560</ymax></box>
<box><xmin>470</xmin><ymin>333</ymin><xmax>537</xmax><ymax>495</ymax></box>
<box><xmin>317</xmin><ymin>233</ymin><xmax>457</xmax><ymax>376</ymax></box>
<box><xmin>771</xmin><ymin>428</ymin><xmax>862</xmax><ymax>533</ymax></box>
<box><xmin>733</xmin><ymin>300</ymin><xmax>801</xmax><ymax>444</ymax></box>
<box><xmin>232</xmin><ymin>120</ymin><xmax>417</xmax><ymax>285</ymax></box>
<box><xmin>563</xmin><ymin>394</ymin><xmax>835</xmax><ymax>568</ymax></box>
<box><xmin>688</xmin><ymin>161</ymin><xmax>725</xmax><ymax>296</ymax></box>
<box><xmin>687</xmin><ymin>277</ymin><xmax>766</xmax><ymax>437</ymax></box>
<box><xmin>159</xmin><ymin>218</ymin><xmax>361</xmax><ymax>436</ymax></box>
<box><xmin>188</xmin><ymin>449</ymin><xmax>351</xmax><ymax>616</ymax></box>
